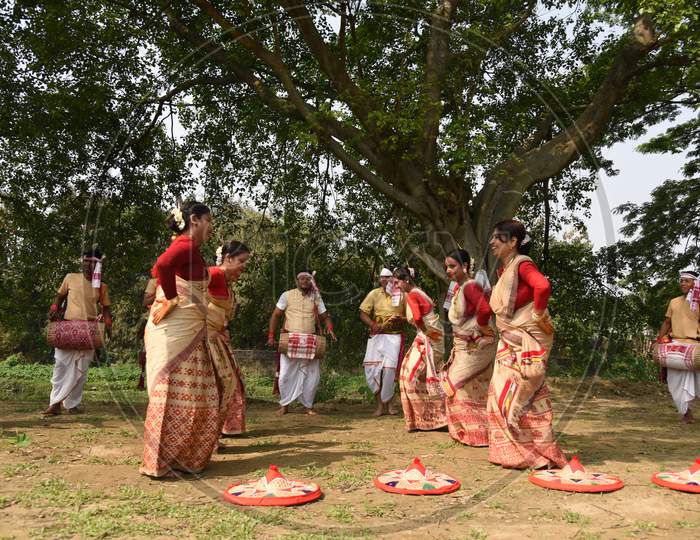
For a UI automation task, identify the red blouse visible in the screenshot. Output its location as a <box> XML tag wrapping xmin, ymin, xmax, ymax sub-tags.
<box><xmin>498</xmin><ymin>260</ymin><xmax>551</xmax><ymax>311</ymax></box>
<box><xmin>153</xmin><ymin>235</ymin><xmax>207</xmax><ymax>299</ymax></box>
<box><xmin>407</xmin><ymin>289</ymin><xmax>433</xmax><ymax>325</ymax></box>
<box><xmin>207</xmin><ymin>266</ymin><xmax>229</xmax><ymax>299</ymax></box>
<box><xmin>460</xmin><ymin>282</ymin><xmax>492</xmax><ymax>326</ymax></box>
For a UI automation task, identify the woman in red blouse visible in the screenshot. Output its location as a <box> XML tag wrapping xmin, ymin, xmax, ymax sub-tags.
<box><xmin>207</xmin><ymin>240</ymin><xmax>250</xmax><ymax>437</ymax></box>
<box><xmin>442</xmin><ymin>249</ymin><xmax>496</xmax><ymax>447</ymax></box>
<box><xmin>394</xmin><ymin>267</ymin><xmax>447</xmax><ymax>431</ymax></box>
<box><xmin>140</xmin><ymin>201</ymin><xmax>219</xmax><ymax>478</ymax></box>
<box><xmin>487</xmin><ymin>220</ymin><xmax>566</xmax><ymax>469</ymax></box>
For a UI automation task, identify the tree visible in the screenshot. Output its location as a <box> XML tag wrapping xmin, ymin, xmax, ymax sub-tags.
<box><xmin>152</xmin><ymin>0</ymin><xmax>699</xmax><ymax>276</ymax></box>
<box><xmin>3</xmin><ymin>2</ymin><xmax>699</xmax><ymax>280</ymax></box>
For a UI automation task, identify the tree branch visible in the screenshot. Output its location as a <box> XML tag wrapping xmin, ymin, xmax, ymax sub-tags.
<box><xmin>149</xmin><ymin>74</ymin><xmax>239</xmax><ymax>103</ymax></box>
<box><xmin>420</xmin><ymin>0</ymin><xmax>459</xmax><ymax>165</ymax></box>
<box><xmin>278</xmin><ymin>0</ymin><xmax>372</xmax><ymax>125</ymax></box>
<box><xmin>163</xmin><ymin>5</ymin><xmax>295</xmax><ymax>115</ymax></box>
<box><xmin>475</xmin><ymin>16</ymin><xmax>661</xmax><ymax>239</ymax></box>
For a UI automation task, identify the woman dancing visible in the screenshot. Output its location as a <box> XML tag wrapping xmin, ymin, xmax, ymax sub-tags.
<box><xmin>395</xmin><ymin>267</ymin><xmax>447</xmax><ymax>431</ymax></box>
<box><xmin>487</xmin><ymin>220</ymin><xmax>566</xmax><ymax>469</ymax></box>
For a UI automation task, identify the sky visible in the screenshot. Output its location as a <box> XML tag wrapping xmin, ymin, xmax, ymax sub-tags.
<box><xmin>583</xmin><ymin>115</ymin><xmax>690</xmax><ymax>250</ymax></box>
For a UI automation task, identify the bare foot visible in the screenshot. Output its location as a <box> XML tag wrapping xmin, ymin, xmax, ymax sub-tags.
<box><xmin>682</xmin><ymin>410</ymin><xmax>694</xmax><ymax>424</ymax></box>
<box><xmin>305</xmin><ymin>408</ymin><xmax>318</xmax><ymax>416</ymax></box>
<box><xmin>387</xmin><ymin>405</ymin><xmax>400</xmax><ymax>415</ymax></box>
<box><xmin>276</xmin><ymin>406</ymin><xmax>288</xmax><ymax>416</ymax></box>
<box><xmin>42</xmin><ymin>404</ymin><xmax>61</xmax><ymax>416</ymax></box>
<box><xmin>373</xmin><ymin>406</ymin><xmax>385</xmax><ymax>417</ymax></box>
<box><xmin>66</xmin><ymin>407</ymin><xmax>81</xmax><ymax>415</ymax></box>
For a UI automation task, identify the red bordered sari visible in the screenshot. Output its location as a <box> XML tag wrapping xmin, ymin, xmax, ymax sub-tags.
<box><xmin>399</xmin><ymin>288</ymin><xmax>447</xmax><ymax>431</ymax></box>
<box><xmin>487</xmin><ymin>255</ymin><xmax>566</xmax><ymax>469</ymax></box>
<box><xmin>140</xmin><ymin>276</ymin><xmax>220</xmax><ymax>477</ymax></box>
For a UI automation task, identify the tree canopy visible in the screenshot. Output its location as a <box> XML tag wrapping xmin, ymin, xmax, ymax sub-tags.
<box><xmin>1</xmin><ymin>1</ymin><xmax>699</xmax><ymax>368</ymax></box>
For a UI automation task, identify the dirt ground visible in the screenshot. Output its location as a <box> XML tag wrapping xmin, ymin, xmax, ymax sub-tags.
<box><xmin>1</xmin><ymin>378</ymin><xmax>698</xmax><ymax>540</ymax></box>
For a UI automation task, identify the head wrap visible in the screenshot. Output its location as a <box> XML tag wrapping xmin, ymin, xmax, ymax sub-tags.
<box><xmin>682</xmin><ymin>270</ymin><xmax>700</xmax><ymax>313</ymax></box>
<box><xmin>380</xmin><ymin>268</ymin><xmax>393</xmax><ymax>278</ymax></box>
<box><xmin>83</xmin><ymin>254</ymin><xmax>104</xmax><ymax>289</ymax></box>
<box><xmin>297</xmin><ymin>271</ymin><xmax>320</xmax><ymax>297</ymax></box>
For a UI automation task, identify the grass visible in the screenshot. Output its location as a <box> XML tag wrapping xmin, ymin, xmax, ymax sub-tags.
<box><xmin>676</xmin><ymin>520</ymin><xmax>697</xmax><ymax>529</ymax></box>
<box><xmin>326</xmin><ymin>504</ymin><xmax>354</xmax><ymax>524</ymax></box>
<box><xmin>363</xmin><ymin>502</ymin><xmax>397</xmax><ymax>518</ymax></box>
<box><xmin>249</xmin><ymin>438</ymin><xmax>280</xmax><ymax>448</ymax></box>
<box><xmin>71</xmin><ymin>428</ymin><xmax>104</xmax><ymax>444</ymax></box>
<box><xmin>3</xmin><ymin>462</ymin><xmax>39</xmax><ymax>478</ymax></box>
<box><xmin>562</xmin><ymin>511</ymin><xmax>589</xmax><ymax>526</ymax></box>
<box><xmin>347</xmin><ymin>440</ymin><xmax>373</xmax><ymax>451</ymax></box>
<box><xmin>297</xmin><ymin>463</ymin><xmax>374</xmax><ymax>489</ymax></box>
<box><xmin>485</xmin><ymin>500</ymin><xmax>508</xmax><ymax>511</ymax></box>
<box><xmin>0</xmin><ymin>363</ymin><xmax>371</xmax><ymax>405</ymax></box>
<box><xmin>632</xmin><ymin>521</ymin><xmax>657</xmax><ymax>532</ymax></box>
<box><xmin>436</xmin><ymin>439</ymin><xmax>461</xmax><ymax>452</ymax></box>
<box><xmin>16</xmin><ymin>477</ymin><xmax>100</xmax><ymax>508</ymax></box>
<box><xmin>465</xmin><ymin>528</ymin><xmax>488</xmax><ymax>540</ymax></box>
<box><xmin>14</xmin><ymin>481</ymin><xmax>260</xmax><ymax>539</ymax></box>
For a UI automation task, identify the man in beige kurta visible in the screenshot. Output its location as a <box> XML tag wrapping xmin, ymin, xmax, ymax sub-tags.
<box><xmin>657</xmin><ymin>270</ymin><xmax>700</xmax><ymax>422</ymax></box>
<box><xmin>268</xmin><ymin>271</ymin><xmax>336</xmax><ymax>415</ymax></box>
<box><xmin>360</xmin><ymin>268</ymin><xmax>406</xmax><ymax>415</ymax></box>
<box><xmin>44</xmin><ymin>250</ymin><xmax>111</xmax><ymax>415</ymax></box>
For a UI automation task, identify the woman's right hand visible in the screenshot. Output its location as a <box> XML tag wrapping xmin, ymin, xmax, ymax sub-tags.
<box><xmin>151</xmin><ymin>298</ymin><xmax>177</xmax><ymax>325</ymax></box>
<box><xmin>427</xmin><ymin>328</ymin><xmax>443</xmax><ymax>341</ymax></box>
<box><xmin>536</xmin><ymin>317</ymin><xmax>554</xmax><ymax>335</ymax></box>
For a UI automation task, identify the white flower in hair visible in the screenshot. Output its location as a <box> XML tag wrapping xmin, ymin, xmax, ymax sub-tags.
<box><xmin>172</xmin><ymin>208</ymin><xmax>186</xmax><ymax>231</ymax></box>
<box><xmin>522</xmin><ymin>233</ymin><xmax>532</xmax><ymax>245</ymax></box>
<box><xmin>216</xmin><ymin>245</ymin><xmax>223</xmax><ymax>265</ymax></box>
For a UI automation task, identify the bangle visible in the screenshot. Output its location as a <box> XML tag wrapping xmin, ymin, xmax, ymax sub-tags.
<box><xmin>326</xmin><ymin>321</ymin><xmax>334</xmax><ymax>333</ymax></box>
<box><xmin>50</xmin><ymin>303</ymin><xmax>59</xmax><ymax>312</ymax></box>
<box><xmin>531</xmin><ymin>310</ymin><xmax>544</xmax><ymax>321</ymax></box>
<box><xmin>267</xmin><ymin>331</ymin><xmax>275</xmax><ymax>339</ymax></box>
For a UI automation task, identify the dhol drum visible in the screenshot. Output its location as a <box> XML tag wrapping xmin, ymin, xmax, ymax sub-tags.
<box><xmin>277</xmin><ymin>332</ymin><xmax>326</xmax><ymax>360</ymax></box>
<box><xmin>47</xmin><ymin>320</ymin><xmax>105</xmax><ymax>350</ymax></box>
<box><xmin>652</xmin><ymin>341</ymin><xmax>700</xmax><ymax>371</ymax></box>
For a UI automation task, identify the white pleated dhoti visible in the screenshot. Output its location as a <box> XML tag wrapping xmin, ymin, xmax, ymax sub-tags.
<box><xmin>278</xmin><ymin>354</ymin><xmax>321</xmax><ymax>408</ymax></box>
<box><xmin>49</xmin><ymin>348</ymin><xmax>93</xmax><ymax>409</ymax></box>
<box><xmin>667</xmin><ymin>368</ymin><xmax>700</xmax><ymax>415</ymax></box>
<box><xmin>363</xmin><ymin>333</ymin><xmax>402</xmax><ymax>403</ymax></box>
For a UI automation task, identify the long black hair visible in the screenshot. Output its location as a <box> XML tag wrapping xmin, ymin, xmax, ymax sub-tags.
<box><xmin>493</xmin><ymin>219</ymin><xmax>532</xmax><ymax>255</ymax></box>
<box><xmin>217</xmin><ymin>240</ymin><xmax>250</xmax><ymax>264</ymax></box>
<box><xmin>168</xmin><ymin>201</ymin><xmax>211</xmax><ymax>233</ymax></box>
<box><xmin>394</xmin><ymin>266</ymin><xmax>418</xmax><ymax>283</ymax></box>
<box><xmin>446</xmin><ymin>248</ymin><xmax>470</xmax><ymax>267</ymax></box>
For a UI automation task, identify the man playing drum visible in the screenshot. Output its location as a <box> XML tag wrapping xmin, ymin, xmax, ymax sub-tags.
<box><xmin>268</xmin><ymin>270</ymin><xmax>336</xmax><ymax>416</ymax></box>
<box><xmin>43</xmin><ymin>248</ymin><xmax>112</xmax><ymax>415</ymax></box>
<box><xmin>655</xmin><ymin>270</ymin><xmax>700</xmax><ymax>423</ymax></box>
